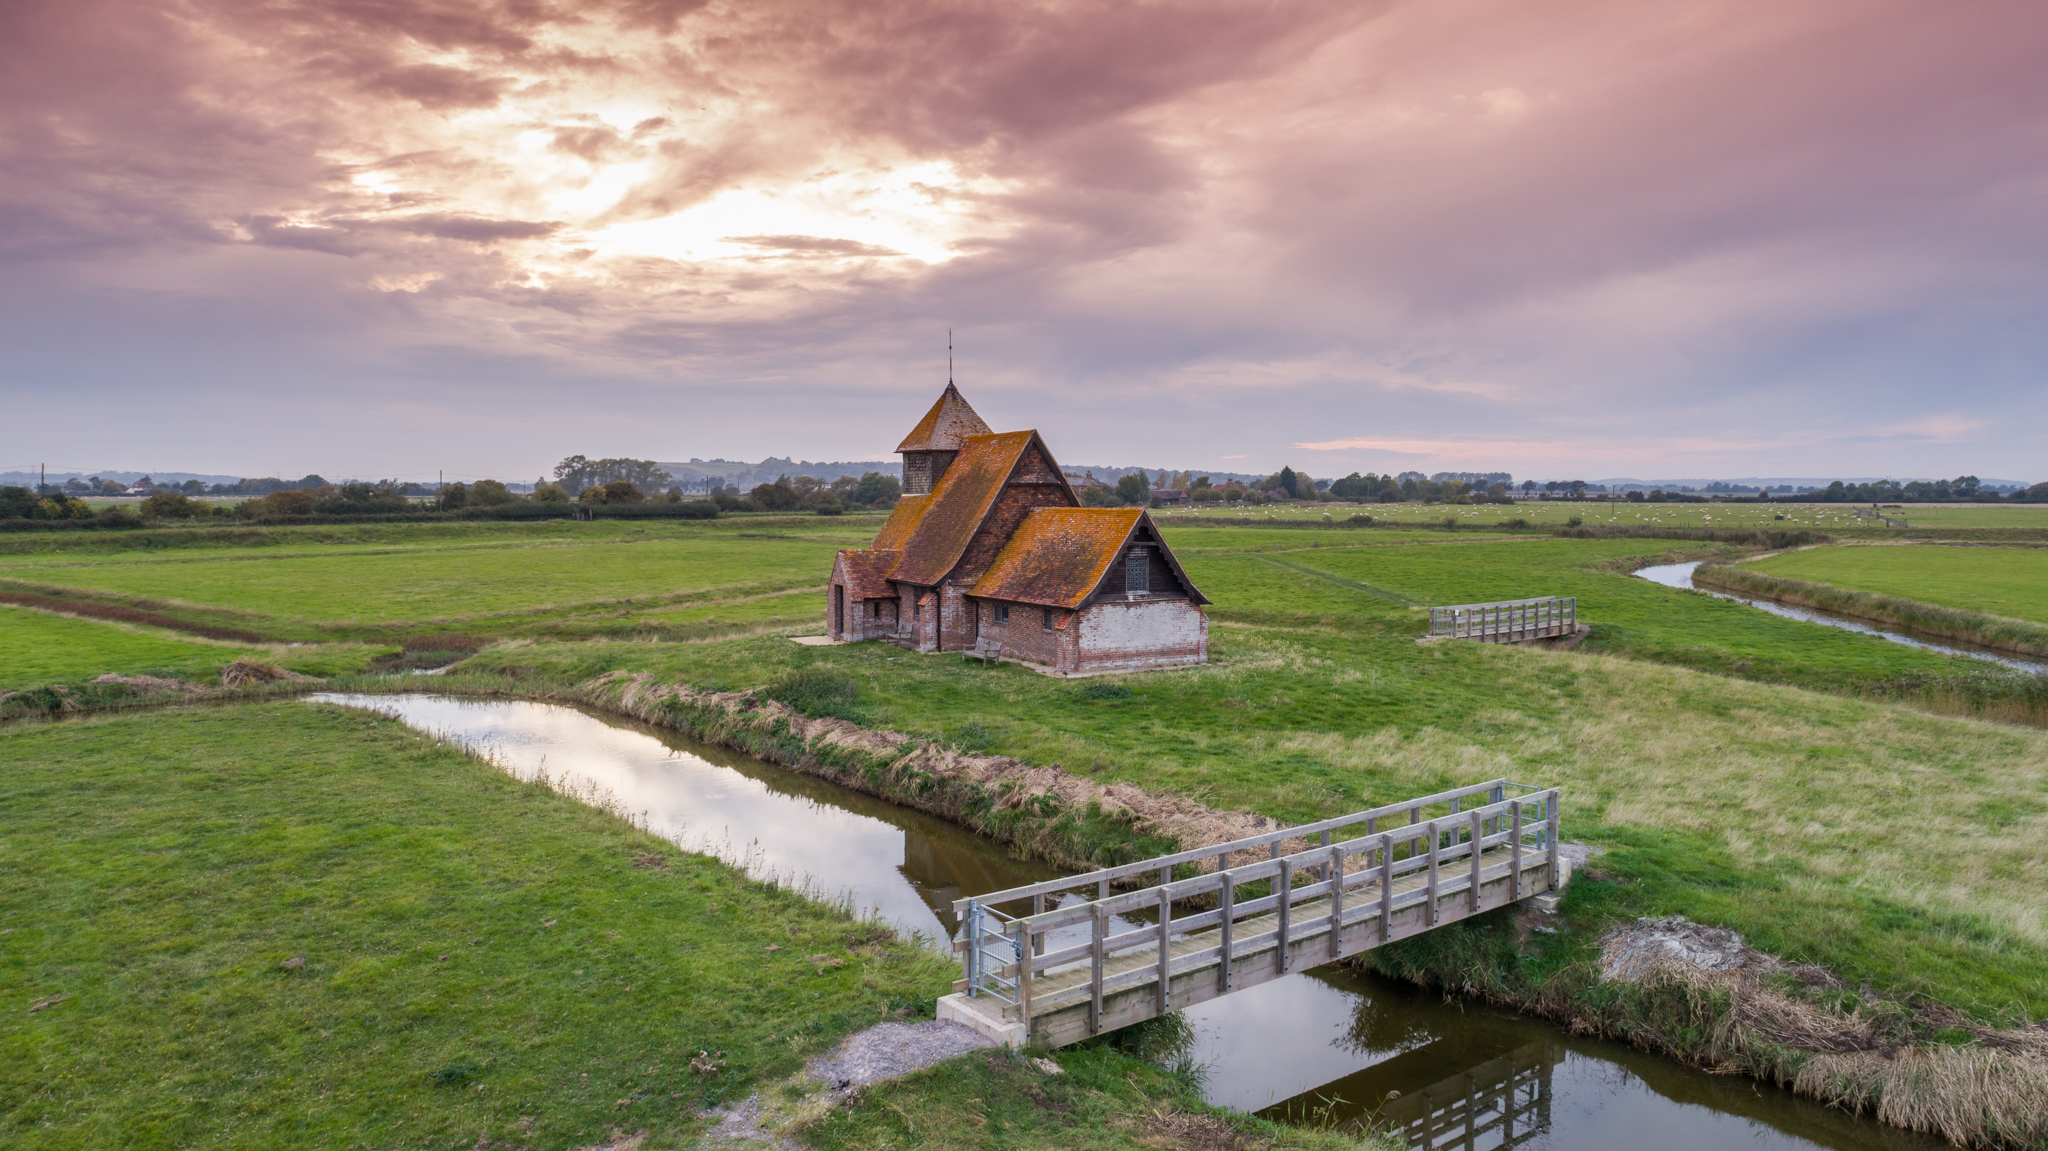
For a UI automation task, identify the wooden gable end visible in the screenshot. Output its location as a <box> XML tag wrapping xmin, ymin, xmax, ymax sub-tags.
<box><xmin>1080</xmin><ymin>513</ymin><xmax>1209</xmax><ymax>606</ymax></box>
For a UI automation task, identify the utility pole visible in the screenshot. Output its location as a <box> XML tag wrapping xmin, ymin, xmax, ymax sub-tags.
<box><xmin>40</xmin><ymin>463</ymin><xmax>46</xmax><ymax>496</ymax></box>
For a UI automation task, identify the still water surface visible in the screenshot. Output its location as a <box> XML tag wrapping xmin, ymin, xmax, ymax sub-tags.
<box><xmin>1632</xmin><ymin>561</ymin><xmax>2048</xmax><ymax>671</ymax></box>
<box><xmin>308</xmin><ymin>693</ymin><xmax>1940</xmax><ymax>1151</ymax></box>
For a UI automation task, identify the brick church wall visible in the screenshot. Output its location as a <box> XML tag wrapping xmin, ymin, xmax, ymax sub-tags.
<box><xmin>1075</xmin><ymin>599</ymin><xmax>1207</xmax><ymax>672</ymax></box>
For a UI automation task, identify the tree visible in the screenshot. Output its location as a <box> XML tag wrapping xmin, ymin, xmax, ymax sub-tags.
<box><xmin>140</xmin><ymin>491</ymin><xmax>207</xmax><ymax>520</ymax></box>
<box><xmin>552</xmin><ymin>456</ymin><xmax>673</xmax><ymax>496</ymax></box>
<box><xmin>849</xmin><ymin>472</ymin><xmax>902</xmax><ymax>507</ymax></box>
<box><xmin>469</xmin><ymin>479</ymin><xmax>514</xmax><ymax>506</ymax></box>
<box><xmin>1081</xmin><ymin>484</ymin><xmax>1122</xmax><ymax>507</ymax></box>
<box><xmin>1277</xmin><ymin>466</ymin><xmax>1299</xmax><ymax>498</ymax></box>
<box><xmin>749</xmin><ymin>476</ymin><xmax>800</xmax><ymax>511</ymax></box>
<box><xmin>438</xmin><ymin>482</ymin><xmax>468</xmax><ymax>510</ymax></box>
<box><xmin>533</xmin><ymin>483</ymin><xmax>570</xmax><ymax>504</ymax></box>
<box><xmin>1115</xmin><ymin>474</ymin><xmax>1148</xmax><ymax>505</ymax></box>
<box><xmin>579</xmin><ymin>481</ymin><xmax>647</xmax><ymax>505</ymax></box>
<box><xmin>0</xmin><ymin>486</ymin><xmax>37</xmax><ymax>519</ymax></box>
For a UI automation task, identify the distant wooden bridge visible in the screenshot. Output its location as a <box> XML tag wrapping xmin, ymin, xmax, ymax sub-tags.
<box><xmin>1427</xmin><ymin>597</ymin><xmax>1577</xmax><ymax>644</ymax></box>
<box><xmin>938</xmin><ymin>780</ymin><xmax>1564</xmax><ymax>1048</ymax></box>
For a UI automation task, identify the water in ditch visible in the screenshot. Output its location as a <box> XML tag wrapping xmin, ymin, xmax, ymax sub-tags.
<box><xmin>1632</xmin><ymin>560</ymin><xmax>2048</xmax><ymax>672</ymax></box>
<box><xmin>307</xmin><ymin>693</ymin><xmax>1943</xmax><ymax>1151</ymax></box>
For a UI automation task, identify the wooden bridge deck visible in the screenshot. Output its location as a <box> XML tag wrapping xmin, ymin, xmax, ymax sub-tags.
<box><xmin>940</xmin><ymin>780</ymin><xmax>1562</xmax><ymax>1048</ymax></box>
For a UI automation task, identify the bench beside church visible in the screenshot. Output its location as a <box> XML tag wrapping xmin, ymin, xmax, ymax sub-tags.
<box><xmin>828</xmin><ymin>383</ymin><xmax>1210</xmax><ymax>674</ymax></box>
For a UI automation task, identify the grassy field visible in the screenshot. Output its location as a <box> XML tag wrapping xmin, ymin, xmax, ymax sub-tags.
<box><xmin>1749</xmin><ymin>545</ymin><xmax>2048</xmax><ymax>625</ymax></box>
<box><xmin>0</xmin><ymin>607</ymin><xmax>379</xmax><ymax>691</ymax></box>
<box><xmin>1159</xmin><ymin>500</ymin><xmax>2048</xmax><ymax>531</ymax></box>
<box><xmin>6</xmin><ymin>517</ymin><xmax>2045</xmax><ymax>1075</ymax></box>
<box><xmin>0</xmin><ymin>607</ymin><xmax>255</xmax><ymax>689</ymax></box>
<box><xmin>0</xmin><ymin>702</ymin><xmax>1366</xmax><ymax>1151</ymax></box>
<box><xmin>0</xmin><ymin>530</ymin><xmax>850</xmax><ymax>625</ymax></box>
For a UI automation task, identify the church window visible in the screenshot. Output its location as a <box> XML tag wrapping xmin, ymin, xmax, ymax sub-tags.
<box><xmin>1125</xmin><ymin>548</ymin><xmax>1150</xmax><ymax>593</ymax></box>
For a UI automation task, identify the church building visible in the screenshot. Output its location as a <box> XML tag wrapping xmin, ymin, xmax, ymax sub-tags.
<box><xmin>827</xmin><ymin>383</ymin><xmax>1209</xmax><ymax>674</ymax></box>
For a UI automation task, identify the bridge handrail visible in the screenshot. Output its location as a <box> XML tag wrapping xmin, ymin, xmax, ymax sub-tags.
<box><xmin>954</xmin><ymin>784</ymin><xmax>1562</xmax><ymax>1034</ymax></box>
<box><xmin>1006</xmin><ymin>792</ymin><xmax>1545</xmax><ymax>938</ymax></box>
<box><xmin>950</xmin><ymin>777</ymin><xmax>1536</xmax><ymax>916</ymax></box>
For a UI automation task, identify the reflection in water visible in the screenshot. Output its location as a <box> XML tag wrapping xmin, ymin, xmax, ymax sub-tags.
<box><xmin>1225</xmin><ymin>968</ymin><xmax>1943</xmax><ymax>1151</ymax></box>
<box><xmin>306</xmin><ymin>693</ymin><xmax>1062</xmax><ymax>939</ymax></box>
<box><xmin>1632</xmin><ymin>561</ymin><xmax>2048</xmax><ymax>672</ymax></box>
<box><xmin>311</xmin><ymin>694</ymin><xmax>1941</xmax><ymax>1151</ymax></box>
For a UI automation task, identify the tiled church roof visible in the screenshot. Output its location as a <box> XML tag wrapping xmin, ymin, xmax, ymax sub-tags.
<box><xmin>835</xmin><ymin>549</ymin><xmax>899</xmax><ymax>601</ymax></box>
<box><xmin>968</xmin><ymin>508</ymin><xmax>1146</xmax><ymax>609</ymax></box>
<box><xmin>887</xmin><ymin>430</ymin><xmax>1038</xmax><ymax>586</ymax></box>
<box><xmin>894</xmin><ymin>382</ymin><xmax>993</xmax><ymax>452</ymax></box>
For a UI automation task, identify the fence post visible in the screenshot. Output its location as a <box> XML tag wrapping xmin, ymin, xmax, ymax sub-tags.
<box><xmin>1032</xmin><ymin>893</ymin><xmax>1045</xmax><ymax>957</ymax></box>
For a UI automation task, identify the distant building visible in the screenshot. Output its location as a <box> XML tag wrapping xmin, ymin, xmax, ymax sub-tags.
<box><xmin>828</xmin><ymin>383</ymin><xmax>1209</xmax><ymax>674</ymax></box>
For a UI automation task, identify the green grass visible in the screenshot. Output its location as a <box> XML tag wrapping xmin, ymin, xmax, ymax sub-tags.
<box><xmin>0</xmin><ymin>703</ymin><xmax>958</xmax><ymax>1150</ymax></box>
<box><xmin>1157</xmin><ymin>500</ymin><xmax>2048</xmax><ymax>531</ymax></box>
<box><xmin>444</xmin><ymin>607</ymin><xmax>2048</xmax><ymax>1020</ymax></box>
<box><xmin>0</xmin><ymin>607</ymin><xmax>257</xmax><ymax>689</ymax></box>
<box><xmin>1751</xmin><ymin>544</ymin><xmax>2048</xmax><ymax>625</ymax></box>
<box><xmin>0</xmin><ymin>607</ymin><xmax>385</xmax><ymax>692</ymax></box>
<box><xmin>0</xmin><ymin>531</ymin><xmax>841</xmax><ymax>624</ymax></box>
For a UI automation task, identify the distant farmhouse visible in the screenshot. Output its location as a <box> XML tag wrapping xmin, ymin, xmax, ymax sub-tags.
<box><xmin>828</xmin><ymin>383</ymin><xmax>1209</xmax><ymax>674</ymax></box>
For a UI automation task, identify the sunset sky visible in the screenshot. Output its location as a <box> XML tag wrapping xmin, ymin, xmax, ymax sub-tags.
<box><xmin>4</xmin><ymin>0</ymin><xmax>2045</xmax><ymax>483</ymax></box>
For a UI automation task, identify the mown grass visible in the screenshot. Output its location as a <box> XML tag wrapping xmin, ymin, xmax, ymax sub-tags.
<box><xmin>0</xmin><ymin>531</ymin><xmax>846</xmax><ymax>625</ymax></box>
<box><xmin>1750</xmin><ymin>544</ymin><xmax>2048</xmax><ymax>625</ymax></box>
<box><xmin>0</xmin><ymin>703</ymin><xmax>962</xmax><ymax>1150</ymax></box>
<box><xmin>0</xmin><ymin>607</ymin><xmax>379</xmax><ymax>691</ymax></box>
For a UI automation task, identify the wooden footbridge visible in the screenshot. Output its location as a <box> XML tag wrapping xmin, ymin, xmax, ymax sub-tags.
<box><xmin>1427</xmin><ymin>597</ymin><xmax>1577</xmax><ymax>644</ymax></box>
<box><xmin>938</xmin><ymin>779</ymin><xmax>1564</xmax><ymax>1048</ymax></box>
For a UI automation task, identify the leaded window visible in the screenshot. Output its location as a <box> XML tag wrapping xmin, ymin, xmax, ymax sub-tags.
<box><xmin>1125</xmin><ymin>547</ymin><xmax>1149</xmax><ymax>593</ymax></box>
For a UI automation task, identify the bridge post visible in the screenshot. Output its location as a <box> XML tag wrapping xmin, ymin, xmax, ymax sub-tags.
<box><xmin>1276</xmin><ymin>858</ymin><xmax>1292</xmax><ymax>972</ymax></box>
<box><xmin>1328</xmin><ymin>844</ymin><xmax>1345</xmax><ymax>958</ymax></box>
<box><xmin>1510</xmin><ymin>800</ymin><xmax>1523</xmax><ymax>900</ymax></box>
<box><xmin>964</xmin><ymin>899</ymin><xmax>980</xmax><ymax>995</ymax></box>
<box><xmin>1469</xmin><ymin>810</ymin><xmax>1483</xmax><ymax>913</ymax></box>
<box><xmin>1378</xmin><ymin>833</ymin><xmax>1393</xmax><ymax>941</ymax></box>
<box><xmin>1218</xmin><ymin>870</ymin><xmax>1234</xmax><ymax>992</ymax></box>
<box><xmin>1426</xmin><ymin>822</ymin><xmax>1441</xmax><ymax>924</ymax></box>
<box><xmin>1089</xmin><ymin>905</ymin><xmax>1106</xmax><ymax>1033</ymax></box>
<box><xmin>1546</xmin><ymin>793</ymin><xmax>1560</xmax><ymax>888</ymax></box>
<box><xmin>1014</xmin><ymin>918</ymin><xmax>1031</xmax><ymax>1024</ymax></box>
<box><xmin>1156</xmin><ymin>887</ymin><xmax>1172</xmax><ymax>1013</ymax></box>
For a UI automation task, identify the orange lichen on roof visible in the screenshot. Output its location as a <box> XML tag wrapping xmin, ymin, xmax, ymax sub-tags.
<box><xmin>835</xmin><ymin>549</ymin><xmax>898</xmax><ymax>601</ymax></box>
<box><xmin>894</xmin><ymin>382</ymin><xmax>993</xmax><ymax>452</ymax></box>
<box><xmin>870</xmin><ymin>494</ymin><xmax>930</xmax><ymax>553</ymax></box>
<box><xmin>887</xmin><ymin>430</ymin><xmax>1038</xmax><ymax>586</ymax></box>
<box><xmin>969</xmin><ymin>507</ymin><xmax>1144</xmax><ymax>609</ymax></box>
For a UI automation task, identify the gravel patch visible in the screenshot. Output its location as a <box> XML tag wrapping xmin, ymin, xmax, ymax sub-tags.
<box><xmin>805</xmin><ymin>1020</ymin><xmax>998</xmax><ymax>1091</ymax></box>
